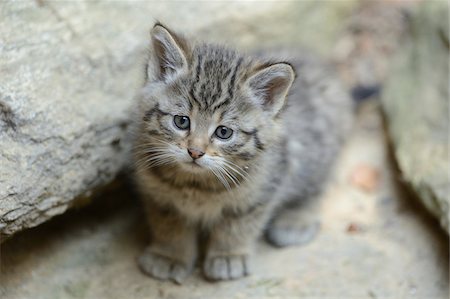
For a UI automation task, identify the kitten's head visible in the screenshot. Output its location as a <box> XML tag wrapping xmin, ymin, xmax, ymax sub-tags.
<box><xmin>135</xmin><ymin>23</ymin><xmax>295</xmax><ymax>188</ymax></box>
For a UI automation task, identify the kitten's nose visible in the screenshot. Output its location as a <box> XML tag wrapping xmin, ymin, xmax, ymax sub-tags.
<box><xmin>187</xmin><ymin>148</ymin><xmax>205</xmax><ymax>160</ymax></box>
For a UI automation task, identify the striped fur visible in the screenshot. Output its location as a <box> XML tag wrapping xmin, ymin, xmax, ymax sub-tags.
<box><xmin>131</xmin><ymin>24</ymin><xmax>353</xmax><ymax>283</ymax></box>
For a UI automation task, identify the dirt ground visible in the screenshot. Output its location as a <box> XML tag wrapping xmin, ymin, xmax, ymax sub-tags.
<box><xmin>1</xmin><ymin>101</ymin><xmax>448</xmax><ymax>299</ymax></box>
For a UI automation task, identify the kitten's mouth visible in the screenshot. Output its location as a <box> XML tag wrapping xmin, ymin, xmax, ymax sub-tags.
<box><xmin>183</xmin><ymin>161</ymin><xmax>203</xmax><ymax>169</ymax></box>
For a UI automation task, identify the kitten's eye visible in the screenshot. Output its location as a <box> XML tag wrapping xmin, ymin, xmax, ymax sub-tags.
<box><xmin>215</xmin><ymin>126</ymin><xmax>233</xmax><ymax>140</ymax></box>
<box><xmin>174</xmin><ymin>115</ymin><xmax>190</xmax><ymax>130</ymax></box>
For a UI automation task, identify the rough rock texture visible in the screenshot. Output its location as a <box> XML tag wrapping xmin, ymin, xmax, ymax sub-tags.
<box><xmin>381</xmin><ymin>2</ymin><xmax>449</xmax><ymax>233</ymax></box>
<box><xmin>0</xmin><ymin>1</ymin><xmax>357</xmax><ymax>237</ymax></box>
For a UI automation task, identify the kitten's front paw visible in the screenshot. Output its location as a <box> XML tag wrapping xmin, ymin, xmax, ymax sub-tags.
<box><xmin>138</xmin><ymin>247</ymin><xmax>192</xmax><ymax>284</ymax></box>
<box><xmin>203</xmin><ymin>254</ymin><xmax>250</xmax><ymax>281</ymax></box>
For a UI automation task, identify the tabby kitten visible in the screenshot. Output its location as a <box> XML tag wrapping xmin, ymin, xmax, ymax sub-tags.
<box><xmin>132</xmin><ymin>23</ymin><xmax>352</xmax><ymax>283</ymax></box>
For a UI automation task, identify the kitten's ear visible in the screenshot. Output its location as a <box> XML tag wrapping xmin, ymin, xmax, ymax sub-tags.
<box><xmin>246</xmin><ymin>63</ymin><xmax>295</xmax><ymax>116</ymax></box>
<box><xmin>148</xmin><ymin>23</ymin><xmax>189</xmax><ymax>82</ymax></box>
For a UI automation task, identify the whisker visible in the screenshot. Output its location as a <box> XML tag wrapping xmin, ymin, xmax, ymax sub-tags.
<box><xmin>216</xmin><ymin>169</ymin><xmax>231</xmax><ymax>191</ymax></box>
<box><xmin>223</xmin><ymin>159</ymin><xmax>250</xmax><ymax>175</ymax></box>
<box><xmin>135</xmin><ymin>153</ymin><xmax>175</xmax><ymax>170</ymax></box>
<box><xmin>209</xmin><ymin>166</ymin><xmax>231</xmax><ymax>191</ymax></box>
<box><xmin>218</xmin><ymin>165</ymin><xmax>240</xmax><ymax>188</ymax></box>
<box><xmin>222</xmin><ymin>162</ymin><xmax>248</xmax><ymax>180</ymax></box>
<box><xmin>221</xmin><ymin>160</ymin><xmax>253</xmax><ymax>184</ymax></box>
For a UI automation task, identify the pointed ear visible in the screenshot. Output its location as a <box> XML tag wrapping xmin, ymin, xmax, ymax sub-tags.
<box><xmin>246</xmin><ymin>62</ymin><xmax>295</xmax><ymax>116</ymax></box>
<box><xmin>148</xmin><ymin>23</ymin><xmax>189</xmax><ymax>82</ymax></box>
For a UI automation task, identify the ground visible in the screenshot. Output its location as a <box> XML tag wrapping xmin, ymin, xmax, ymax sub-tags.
<box><xmin>1</xmin><ymin>101</ymin><xmax>448</xmax><ymax>299</ymax></box>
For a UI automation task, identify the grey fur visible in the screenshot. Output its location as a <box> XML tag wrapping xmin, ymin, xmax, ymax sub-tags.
<box><xmin>131</xmin><ymin>24</ymin><xmax>353</xmax><ymax>283</ymax></box>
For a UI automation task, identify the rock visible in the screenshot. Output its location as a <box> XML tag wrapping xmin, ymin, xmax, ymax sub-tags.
<box><xmin>381</xmin><ymin>2</ymin><xmax>449</xmax><ymax>232</ymax></box>
<box><xmin>0</xmin><ymin>1</ymin><xmax>358</xmax><ymax>238</ymax></box>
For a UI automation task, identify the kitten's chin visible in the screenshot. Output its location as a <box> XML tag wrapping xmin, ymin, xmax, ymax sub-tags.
<box><xmin>179</xmin><ymin>161</ymin><xmax>208</xmax><ymax>174</ymax></box>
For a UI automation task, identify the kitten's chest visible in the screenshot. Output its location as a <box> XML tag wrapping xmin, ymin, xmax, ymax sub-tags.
<box><xmin>171</xmin><ymin>188</ymin><xmax>256</xmax><ymax>224</ymax></box>
<box><xmin>143</xmin><ymin>174</ymin><xmax>256</xmax><ymax>223</ymax></box>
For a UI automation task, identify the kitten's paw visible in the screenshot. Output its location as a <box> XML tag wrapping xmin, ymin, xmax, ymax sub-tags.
<box><xmin>265</xmin><ymin>220</ymin><xmax>320</xmax><ymax>248</ymax></box>
<box><xmin>203</xmin><ymin>254</ymin><xmax>250</xmax><ymax>281</ymax></box>
<box><xmin>138</xmin><ymin>248</ymin><xmax>192</xmax><ymax>284</ymax></box>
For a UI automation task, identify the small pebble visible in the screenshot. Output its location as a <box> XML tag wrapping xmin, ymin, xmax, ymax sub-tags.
<box><xmin>346</xmin><ymin>223</ymin><xmax>362</xmax><ymax>233</ymax></box>
<box><xmin>350</xmin><ymin>164</ymin><xmax>380</xmax><ymax>192</ymax></box>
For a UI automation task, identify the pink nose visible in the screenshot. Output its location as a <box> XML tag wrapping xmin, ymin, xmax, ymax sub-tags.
<box><xmin>187</xmin><ymin>148</ymin><xmax>205</xmax><ymax>159</ymax></box>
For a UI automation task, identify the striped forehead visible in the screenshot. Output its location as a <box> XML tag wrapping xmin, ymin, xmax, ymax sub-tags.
<box><xmin>188</xmin><ymin>45</ymin><xmax>245</xmax><ymax>112</ymax></box>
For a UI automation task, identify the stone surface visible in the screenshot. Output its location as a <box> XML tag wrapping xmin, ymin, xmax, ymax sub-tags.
<box><xmin>0</xmin><ymin>1</ymin><xmax>358</xmax><ymax>238</ymax></box>
<box><xmin>1</xmin><ymin>102</ymin><xmax>448</xmax><ymax>299</ymax></box>
<box><xmin>381</xmin><ymin>2</ymin><xmax>449</xmax><ymax>233</ymax></box>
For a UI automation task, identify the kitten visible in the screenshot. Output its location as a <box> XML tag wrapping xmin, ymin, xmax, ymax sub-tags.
<box><xmin>131</xmin><ymin>23</ymin><xmax>353</xmax><ymax>283</ymax></box>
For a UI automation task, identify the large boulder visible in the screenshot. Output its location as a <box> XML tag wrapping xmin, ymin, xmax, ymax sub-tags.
<box><xmin>0</xmin><ymin>1</ymin><xmax>357</xmax><ymax>238</ymax></box>
<box><xmin>381</xmin><ymin>2</ymin><xmax>449</xmax><ymax>232</ymax></box>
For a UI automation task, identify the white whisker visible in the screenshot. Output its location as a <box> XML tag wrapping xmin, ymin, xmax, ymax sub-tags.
<box><xmin>218</xmin><ymin>165</ymin><xmax>240</xmax><ymax>188</ymax></box>
<box><xmin>208</xmin><ymin>166</ymin><xmax>231</xmax><ymax>191</ymax></box>
<box><xmin>135</xmin><ymin>151</ymin><xmax>176</xmax><ymax>170</ymax></box>
<box><xmin>222</xmin><ymin>162</ymin><xmax>248</xmax><ymax>180</ymax></box>
<box><xmin>220</xmin><ymin>160</ymin><xmax>253</xmax><ymax>185</ymax></box>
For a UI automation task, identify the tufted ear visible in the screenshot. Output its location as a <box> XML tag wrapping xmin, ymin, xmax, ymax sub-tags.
<box><xmin>147</xmin><ymin>23</ymin><xmax>189</xmax><ymax>82</ymax></box>
<box><xmin>246</xmin><ymin>62</ymin><xmax>295</xmax><ymax>116</ymax></box>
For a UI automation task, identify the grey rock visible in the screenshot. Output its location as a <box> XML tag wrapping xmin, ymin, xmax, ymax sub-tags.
<box><xmin>381</xmin><ymin>2</ymin><xmax>449</xmax><ymax>232</ymax></box>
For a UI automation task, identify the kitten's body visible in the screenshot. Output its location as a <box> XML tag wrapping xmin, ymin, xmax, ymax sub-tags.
<box><xmin>132</xmin><ymin>24</ymin><xmax>352</xmax><ymax>283</ymax></box>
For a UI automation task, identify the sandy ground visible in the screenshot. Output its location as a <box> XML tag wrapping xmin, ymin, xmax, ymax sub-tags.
<box><xmin>1</xmin><ymin>101</ymin><xmax>448</xmax><ymax>299</ymax></box>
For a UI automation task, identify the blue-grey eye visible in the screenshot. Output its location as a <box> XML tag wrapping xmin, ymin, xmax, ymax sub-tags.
<box><xmin>215</xmin><ymin>126</ymin><xmax>233</xmax><ymax>139</ymax></box>
<box><xmin>174</xmin><ymin>115</ymin><xmax>190</xmax><ymax>130</ymax></box>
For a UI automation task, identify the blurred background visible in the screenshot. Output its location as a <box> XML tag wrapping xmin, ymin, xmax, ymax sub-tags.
<box><xmin>0</xmin><ymin>1</ymin><xmax>448</xmax><ymax>298</ymax></box>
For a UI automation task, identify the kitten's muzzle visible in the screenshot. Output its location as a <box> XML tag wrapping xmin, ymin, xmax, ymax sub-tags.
<box><xmin>187</xmin><ymin>148</ymin><xmax>205</xmax><ymax>160</ymax></box>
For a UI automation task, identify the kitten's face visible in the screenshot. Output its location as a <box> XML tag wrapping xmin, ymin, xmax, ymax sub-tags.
<box><xmin>140</xmin><ymin>75</ymin><xmax>264</xmax><ymax>179</ymax></box>
<box><xmin>135</xmin><ymin>24</ymin><xmax>294</xmax><ymax>188</ymax></box>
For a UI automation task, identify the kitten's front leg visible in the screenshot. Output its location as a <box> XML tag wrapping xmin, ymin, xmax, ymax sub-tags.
<box><xmin>138</xmin><ymin>201</ymin><xmax>197</xmax><ymax>284</ymax></box>
<box><xmin>203</xmin><ymin>203</ymin><xmax>270</xmax><ymax>281</ymax></box>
